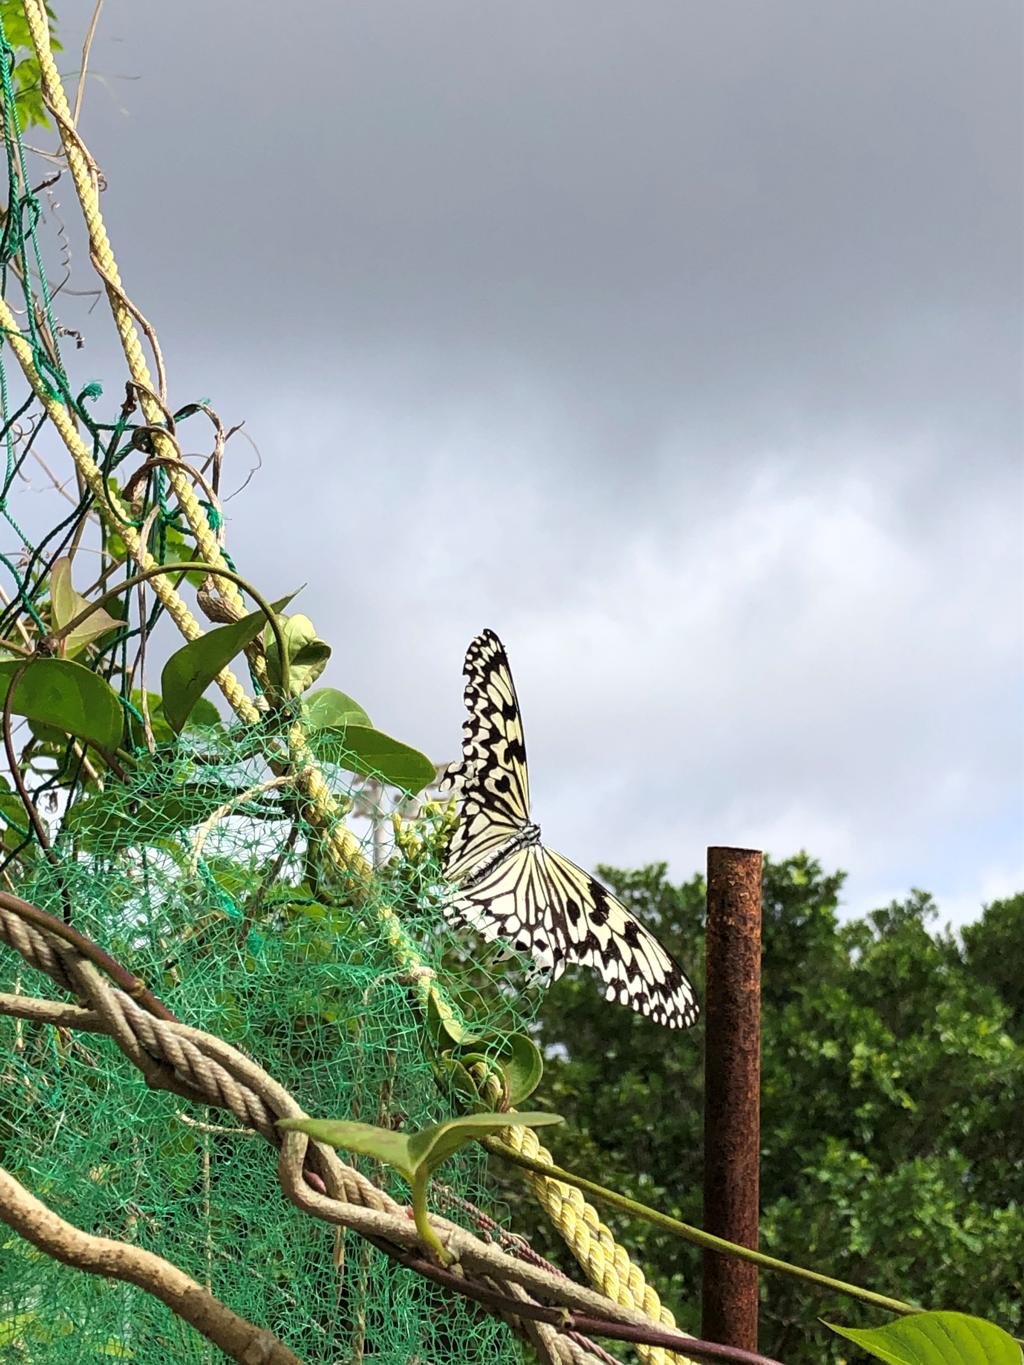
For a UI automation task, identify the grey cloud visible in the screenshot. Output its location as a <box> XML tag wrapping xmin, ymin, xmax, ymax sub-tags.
<box><xmin>76</xmin><ymin>0</ymin><xmax>1021</xmax><ymax>455</ymax></box>
<box><xmin>30</xmin><ymin>2</ymin><xmax>1023</xmax><ymax>926</ymax></box>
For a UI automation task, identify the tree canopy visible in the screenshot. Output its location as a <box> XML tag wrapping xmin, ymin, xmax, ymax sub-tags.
<box><xmin>527</xmin><ymin>854</ymin><xmax>1023</xmax><ymax>1363</ymax></box>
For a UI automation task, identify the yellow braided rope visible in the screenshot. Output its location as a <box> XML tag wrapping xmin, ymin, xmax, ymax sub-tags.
<box><xmin>22</xmin><ymin>0</ymin><xmax>244</xmax><ymax>621</ymax></box>
<box><xmin>15</xmin><ymin>9</ymin><xmax>692</xmax><ymax>1347</ymax></box>
<box><xmin>0</xmin><ymin>283</ymin><xmax>370</xmax><ymax>877</ymax></box>
<box><xmin>0</xmin><ymin>295</ymin><xmax>253</xmax><ymax>711</ymax></box>
<box><xmin>20</xmin><ymin>0</ymin><xmax>370</xmax><ymax>879</ymax></box>
<box><xmin>494</xmin><ymin>1111</ymin><xmax>694</xmax><ymax>1365</ymax></box>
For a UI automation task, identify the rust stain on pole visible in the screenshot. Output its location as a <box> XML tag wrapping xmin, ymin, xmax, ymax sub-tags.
<box><xmin>702</xmin><ymin>845</ymin><xmax>763</xmax><ymax>1352</ymax></box>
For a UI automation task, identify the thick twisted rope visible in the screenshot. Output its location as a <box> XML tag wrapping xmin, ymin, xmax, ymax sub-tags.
<box><xmin>20</xmin><ymin>0</ymin><xmax>368</xmax><ymax>879</ymax></box>
<box><xmin>0</xmin><ymin>889</ymin><xmax>714</xmax><ymax>1365</ymax></box>
<box><xmin>478</xmin><ymin>1074</ymin><xmax>693</xmax><ymax>1365</ymax></box>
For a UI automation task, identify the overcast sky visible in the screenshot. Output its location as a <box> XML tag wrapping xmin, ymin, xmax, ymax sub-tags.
<box><xmin>32</xmin><ymin>1</ymin><xmax>1024</xmax><ymax>927</ymax></box>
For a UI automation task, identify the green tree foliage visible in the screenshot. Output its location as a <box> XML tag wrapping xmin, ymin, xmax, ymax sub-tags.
<box><xmin>527</xmin><ymin>855</ymin><xmax>1023</xmax><ymax>1363</ymax></box>
<box><xmin>962</xmin><ymin>892</ymin><xmax>1024</xmax><ymax>1039</ymax></box>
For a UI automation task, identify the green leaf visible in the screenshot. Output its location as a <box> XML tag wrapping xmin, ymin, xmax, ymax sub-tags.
<box><xmin>437</xmin><ymin>1055</ymin><xmax>485</xmax><ymax>1107</ymax></box>
<box><xmin>0</xmin><ymin>1313</ymin><xmax>39</xmax><ymax>1348</ymax></box>
<box><xmin>0</xmin><ymin>659</ymin><xmax>124</xmax><ymax>753</ymax></box>
<box><xmin>97</xmin><ymin>1338</ymin><xmax>136</xmax><ymax>1358</ymax></box>
<box><xmin>437</xmin><ymin>1038</ymin><xmax>545</xmax><ymax>1108</ymax></box>
<box><xmin>304</xmin><ymin>687</ymin><xmax>372</xmax><ymax>729</ymax></box>
<box><xmin>406</xmin><ymin>1111</ymin><xmax>562</xmax><ymax>1174</ymax></box>
<box><xmin>49</xmin><ymin>557</ymin><xmax>122</xmax><ymax>657</ymax></box>
<box><xmin>124</xmin><ymin>692</ymin><xmax>221</xmax><ymax>749</ymax></box>
<box><xmin>503</xmin><ymin>1034</ymin><xmax>545</xmax><ymax>1105</ymax></box>
<box><xmin>264</xmin><ymin>613</ymin><xmax>331</xmax><ymax>696</ymax></box>
<box><xmin>161</xmin><ymin>592</ymin><xmax>296</xmax><ymax>731</ymax></box>
<box><xmin>105</xmin><ymin>530</ymin><xmax>128</xmax><ymax>563</ymax></box>
<box><xmin>49</xmin><ymin>557</ymin><xmax>77</xmax><ymax>630</ymax></box>
<box><xmin>156</xmin><ymin>526</ymin><xmax>214</xmax><ymax>587</ymax></box>
<box><xmin>124</xmin><ymin>691</ymin><xmax>175</xmax><ymax>748</ymax></box>
<box><xmin>423</xmin><ymin>990</ymin><xmax>544</xmax><ymax>1104</ymax></box>
<box><xmin>63</xmin><ymin>610</ymin><xmax>123</xmax><ymax>659</ymax></box>
<box><xmin>276</xmin><ymin>1118</ymin><xmax>415</xmax><ymax>1181</ymax></box>
<box><xmin>824</xmin><ymin>1313</ymin><xmax>1023</xmax><ymax>1365</ymax></box>
<box><xmin>0</xmin><ymin>789</ymin><xmax>28</xmax><ymax>828</ymax></box>
<box><xmin>426</xmin><ymin>988</ymin><xmax>482</xmax><ymax>1049</ymax></box>
<box><xmin>28</xmin><ymin>717</ymin><xmax>74</xmax><ymax>747</ymax></box>
<box><xmin>63</xmin><ymin>789</ymin><xmax>215</xmax><ymax>851</ymax></box>
<box><xmin>188</xmin><ymin>697</ymin><xmax>223</xmax><ymax>729</ymax></box>
<box><xmin>318</xmin><ymin>724</ymin><xmax>436</xmax><ymax>793</ymax></box>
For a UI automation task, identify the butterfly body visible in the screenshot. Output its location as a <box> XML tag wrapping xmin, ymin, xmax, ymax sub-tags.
<box><xmin>441</xmin><ymin>630</ymin><xmax>699</xmax><ymax>1030</ymax></box>
<box><xmin>457</xmin><ymin>822</ymin><xmax>542</xmax><ymax>891</ymax></box>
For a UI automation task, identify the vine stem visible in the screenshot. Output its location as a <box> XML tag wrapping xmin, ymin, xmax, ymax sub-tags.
<box><xmin>53</xmin><ymin>561</ymin><xmax>293</xmax><ymax>699</ymax></box>
<box><xmin>370</xmin><ymin>1233</ymin><xmax>786</xmax><ymax>1365</ymax></box>
<box><xmin>483</xmin><ymin>1139</ymin><xmax>922</xmax><ymax>1319</ymax></box>
<box><xmin>409</xmin><ymin>1166</ymin><xmax>451</xmax><ymax>1266</ymax></box>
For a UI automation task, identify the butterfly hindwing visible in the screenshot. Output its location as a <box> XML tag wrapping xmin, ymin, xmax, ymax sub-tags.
<box><xmin>446</xmin><ymin>842</ymin><xmax>699</xmax><ymax>1029</ymax></box>
<box><xmin>536</xmin><ymin>847</ymin><xmax>699</xmax><ymax>1028</ymax></box>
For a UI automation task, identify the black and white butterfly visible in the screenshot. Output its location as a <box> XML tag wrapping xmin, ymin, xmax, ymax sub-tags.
<box><xmin>440</xmin><ymin>629</ymin><xmax>699</xmax><ymax>1029</ymax></box>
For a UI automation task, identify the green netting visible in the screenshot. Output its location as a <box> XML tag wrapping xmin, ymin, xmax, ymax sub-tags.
<box><xmin>0</xmin><ymin>17</ymin><xmax>539</xmax><ymax>1363</ymax></box>
<box><xmin>2</xmin><ymin>729</ymin><xmax>539</xmax><ymax>1364</ymax></box>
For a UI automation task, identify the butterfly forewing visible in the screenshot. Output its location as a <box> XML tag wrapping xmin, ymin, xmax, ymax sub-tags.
<box><xmin>442</xmin><ymin>630</ymin><xmax>531</xmax><ymax>882</ymax></box>
<box><xmin>442</xmin><ymin>629</ymin><xmax>699</xmax><ymax>1029</ymax></box>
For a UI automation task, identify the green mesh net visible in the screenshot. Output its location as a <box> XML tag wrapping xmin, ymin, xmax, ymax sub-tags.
<box><xmin>0</xmin><ymin>17</ymin><xmax>540</xmax><ymax>1362</ymax></box>
<box><xmin>2</xmin><ymin>728</ymin><xmax>540</xmax><ymax>1363</ymax></box>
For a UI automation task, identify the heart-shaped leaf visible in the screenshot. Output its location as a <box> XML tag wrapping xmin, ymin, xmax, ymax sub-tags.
<box><xmin>161</xmin><ymin>591</ymin><xmax>297</xmax><ymax>731</ymax></box>
<box><xmin>824</xmin><ymin>1312</ymin><xmax>1022</xmax><ymax>1365</ymax></box>
<box><xmin>303</xmin><ymin>687</ymin><xmax>372</xmax><ymax>729</ymax></box>
<box><xmin>0</xmin><ymin>659</ymin><xmax>124</xmax><ymax>753</ymax></box>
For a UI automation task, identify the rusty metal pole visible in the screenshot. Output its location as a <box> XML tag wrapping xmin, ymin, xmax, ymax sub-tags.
<box><xmin>702</xmin><ymin>845</ymin><xmax>763</xmax><ymax>1352</ymax></box>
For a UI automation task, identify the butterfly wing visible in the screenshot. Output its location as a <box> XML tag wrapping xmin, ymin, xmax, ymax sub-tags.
<box><xmin>445</xmin><ymin>843</ymin><xmax>564</xmax><ymax>977</ymax></box>
<box><xmin>442</xmin><ymin>629</ymin><xmax>532</xmax><ymax>883</ymax></box>
<box><xmin>539</xmin><ymin>846</ymin><xmax>699</xmax><ymax>1028</ymax></box>
<box><xmin>447</xmin><ymin>841</ymin><xmax>700</xmax><ymax>1029</ymax></box>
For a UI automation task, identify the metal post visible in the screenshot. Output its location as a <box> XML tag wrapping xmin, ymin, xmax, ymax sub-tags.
<box><xmin>702</xmin><ymin>845</ymin><xmax>763</xmax><ymax>1352</ymax></box>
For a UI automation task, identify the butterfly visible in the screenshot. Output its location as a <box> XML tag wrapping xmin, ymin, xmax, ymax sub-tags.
<box><xmin>440</xmin><ymin>629</ymin><xmax>699</xmax><ymax>1029</ymax></box>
